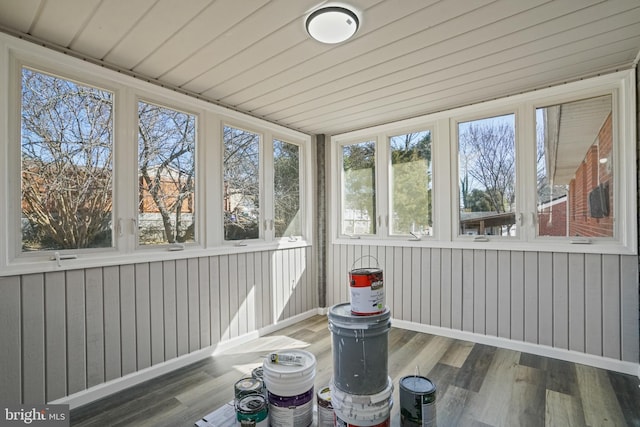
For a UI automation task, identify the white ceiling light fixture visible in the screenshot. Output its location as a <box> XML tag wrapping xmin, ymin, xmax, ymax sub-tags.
<box><xmin>306</xmin><ymin>6</ymin><xmax>360</xmax><ymax>44</ymax></box>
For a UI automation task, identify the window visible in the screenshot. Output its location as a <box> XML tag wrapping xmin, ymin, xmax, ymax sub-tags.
<box><xmin>390</xmin><ymin>130</ymin><xmax>432</xmax><ymax>236</ymax></box>
<box><xmin>273</xmin><ymin>139</ymin><xmax>301</xmax><ymax>238</ymax></box>
<box><xmin>341</xmin><ymin>141</ymin><xmax>376</xmax><ymax>236</ymax></box>
<box><xmin>458</xmin><ymin>114</ymin><xmax>516</xmax><ymax>237</ymax></box>
<box><xmin>223</xmin><ymin>126</ymin><xmax>261</xmax><ymax>241</ymax></box>
<box><xmin>535</xmin><ymin>95</ymin><xmax>613</xmax><ymax>239</ymax></box>
<box><xmin>137</xmin><ymin>100</ymin><xmax>196</xmax><ymax>245</ymax></box>
<box><xmin>20</xmin><ymin>67</ymin><xmax>114</xmax><ymax>251</ymax></box>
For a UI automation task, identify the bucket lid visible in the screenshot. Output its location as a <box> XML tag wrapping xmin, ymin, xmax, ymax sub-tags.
<box><xmin>262</xmin><ymin>349</ymin><xmax>316</xmax><ymax>396</ymax></box>
<box><xmin>328</xmin><ymin>302</ymin><xmax>391</xmax><ymax>326</ymax></box>
<box><xmin>350</xmin><ymin>267</ymin><xmax>382</xmax><ymax>275</ymax></box>
<box><xmin>236</xmin><ymin>394</ymin><xmax>267</xmax><ymax>414</ymax></box>
<box><xmin>399</xmin><ymin>375</ymin><xmax>436</xmax><ymax>394</ymax></box>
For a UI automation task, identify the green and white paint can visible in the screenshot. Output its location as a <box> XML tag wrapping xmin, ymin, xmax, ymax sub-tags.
<box><xmin>399</xmin><ymin>375</ymin><xmax>436</xmax><ymax>427</ymax></box>
<box><xmin>236</xmin><ymin>394</ymin><xmax>268</xmax><ymax>426</ymax></box>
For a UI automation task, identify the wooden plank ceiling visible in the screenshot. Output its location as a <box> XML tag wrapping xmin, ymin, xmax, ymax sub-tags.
<box><xmin>0</xmin><ymin>0</ymin><xmax>638</xmax><ymax>136</ymax></box>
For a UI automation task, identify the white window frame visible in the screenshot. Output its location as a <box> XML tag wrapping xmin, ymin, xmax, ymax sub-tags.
<box><xmin>331</xmin><ymin>70</ymin><xmax>636</xmax><ymax>255</ymax></box>
<box><xmin>0</xmin><ymin>32</ymin><xmax>313</xmax><ymax>276</ymax></box>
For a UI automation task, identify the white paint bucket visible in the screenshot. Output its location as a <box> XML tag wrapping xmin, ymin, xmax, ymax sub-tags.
<box><xmin>262</xmin><ymin>349</ymin><xmax>316</xmax><ymax>427</ymax></box>
<box><xmin>331</xmin><ymin>378</ymin><xmax>393</xmax><ymax>427</ymax></box>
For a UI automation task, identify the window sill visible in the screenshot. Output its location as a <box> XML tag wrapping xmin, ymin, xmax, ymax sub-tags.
<box><xmin>332</xmin><ymin>236</ymin><xmax>637</xmax><ymax>256</ymax></box>
<box><xmin>0</xmin><ymin>239</ymin><xmax>312</xmax><ymax>278</ymax></box>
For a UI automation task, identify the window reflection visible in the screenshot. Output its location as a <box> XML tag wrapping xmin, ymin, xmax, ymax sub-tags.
<box><xmin>536</xmin><ymin>95</ymin><xmax>613</xmax><ymax>238</ymax></box>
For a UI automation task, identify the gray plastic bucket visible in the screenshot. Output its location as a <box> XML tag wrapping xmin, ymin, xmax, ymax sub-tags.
<box><xmin>328</xmin><ymin>302</ymin><xmax>391</xmax><ymax>395</ymax></box>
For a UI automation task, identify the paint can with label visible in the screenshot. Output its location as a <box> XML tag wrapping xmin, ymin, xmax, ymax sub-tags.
<box><xmin>349</xmin><ymin>260</ymin><xmax>385</xmax><ymax>316</ymax></box>
<box><xmin>262</xmin><ymin>349</ymin><xmax>316</xmax><ymax>427</ymax></box>
<box><xmin>235</xmin><ymin>394</ymin><xmax>269</xmax><ymax>427</ymax></box>
<box><xmin>251</xmin><ymin>366</ymin><xmax>266</xmax><ymax>396</ymax></box>
<box><xmin>328</xmin><ymin>302</ymin><xmax>391</xmax><ymax>395</ymax></box>
<box><xmin>399</xmin><ymin>375</ymin><xmax>436</xmax><ymax>427</ymax></box>
<box><xmin>316</xmin><ymin>385</ymin><xmax>334</xmax><ymax>427</ymax></box>
<box><xmin>235</xmin><ymin>377</ymin><xmax>263</xmax><ymax>403</ymax></box>
<box><xmin>331</xmin><ymin>378</ymin><xmax>393</xmax><ymax>427</ymax></box>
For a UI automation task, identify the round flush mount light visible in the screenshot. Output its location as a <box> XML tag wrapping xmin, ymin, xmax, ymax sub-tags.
<box><xmin>305</xmin><ymin>6</ymin><xmax>360</xmax><ymax>44</ymax></box>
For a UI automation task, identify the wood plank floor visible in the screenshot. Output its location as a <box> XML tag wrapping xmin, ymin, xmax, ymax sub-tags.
<box><xmin>71</xmin><ymin>315</ymin><xmax>640</xmax><ymax>427</ymax></box>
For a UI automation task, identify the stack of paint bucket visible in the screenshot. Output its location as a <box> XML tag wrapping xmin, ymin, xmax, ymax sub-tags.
<box><xmin>328</xmin><ymin>261</ymin><xmax>393</xmax><ymax>426</ymax></box>
<box><xmin>262</xmin><ymin>349</ymin><xmax>317</xmax><ymax>427</ymax></box>
<box><xmin>233</xmin><ymin>376</ymin><xmax>268</xmax><ymax>426</ymax></box>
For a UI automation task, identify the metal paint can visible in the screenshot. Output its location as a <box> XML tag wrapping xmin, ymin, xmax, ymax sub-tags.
<box><xmin>316</xmin><ymin>385</ymin><xmax>334</xmax><ymax>427</ymax></box>
<box><xmin>399</xmin><ymin>375</ymin><xmax>436</xmax><ymax>427</ymax></box>
<box><xmin>234</xmin><ymin>377</ymin><xmax>263</xmax><ymax>403</ymax></box>
<box><xmin>251</xmin><ymin>366</ymin><xmax>266</xmax><ymax>396</ymax></box>
<box><xmin>328</xmin><ymin>303</ymin><xmax>391</xmax><ymax>395</ymax></box>
<box><xmin>349</xmin><ymin>267</ymin><xmax>384</xmax><ymax>315</ymax></box>
<box><xmin>235</xmin><ymin>394</ymin><xmax>269</xmax><ymax>426</ymax></box>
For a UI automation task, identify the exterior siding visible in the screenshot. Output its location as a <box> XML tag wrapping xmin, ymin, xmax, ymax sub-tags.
<box><xmin>327</xmin><ymin>244</ymin><xmax>639</xmax><ymax>366</ymax></box>
<box><xmin>0</xmin><ymin>246</ymin><xmax>315</xmax><ymax>404</ymax></box>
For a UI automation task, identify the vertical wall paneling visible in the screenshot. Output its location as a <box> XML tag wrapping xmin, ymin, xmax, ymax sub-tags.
<box><xmin>149</xmin><ymin>261</ymin><xmax>165</xmax><ymax>365</ymax></box>
<box><xmin>252</xmin><ymin>253</ymin><xmax>263</xmax><ymax>330</ymax></box>
<box><xmin>552</xmin><ymin>253</ymin><xmax>569</xmax><ymax>349</ymax></box>
<box><xmin>66</xmin><ymin>270</ymin><xmax>87</xmax><ymax>395</ymax></box>
<box><xmin>119</xmin><ymin>265</ymin><xmax>137</xmax><ymax>375</ymax></box>
<box><xmin>197</xmin><ymin>257</ymin><xmax>210</xmax><ymax>348</ymax></box>
<box><xmin>209</xmin><ymin>256</ymin><xmax>221</xmax><ymax>345</ymax></box>
<box><xmin>44</xmin><ymin>271</ymin><xmax>67</xmax><ymax>401</ymax></box>
<box><xmin>538</xmin><ymin>252</ymin><xmax>553</xmax><ymax>347</ymax></box>
<box><xmin>419</xmin><ymin>248</ymin><xmax>431</xmax><ymax>325</ymax></box>
<box><xmin>393</xmin><ymin>247</ymin><xmax>404</xmax><ymax>318</ymax></box>
<box><xmin>403</xmin><ymin>247</ymin><xmax>413</xmax><ymax>321</ymax></box>
<box><xmin>620</xmin><ymin>255</ymin><xmax>639</xmax><ymax>362</ymax></box>
<box><xmin>510</xmin><ymin>251</ymin><xmax>524</xmax><ymax>342</ymax></box>
<box><xmin>602</xmin><ymin>255</ymin><xmax>621</xmax><ymax>360</ymax></box>
<box><xmin>584</xmin><ymin>254</ymin><xmax>603</xmax><ymax>356</ymax></box>
<box><xmin>103</xmin><ymin>266</ymin><xmax>122</xmax><ymax>381</ymax></box>
<box><xmin>22</xmin><ymin>274</ymin><xmax>46</xmax><ymax>403</ymax></box>
<box><xmin>461</xmin><ymin>249</ymin><xmax>474</xmax><ymax>332</ymax></box>
<box><xmin>326</xmin><ymin>244</ymin><xmax>637</xmax><ymax>374</ymax></box>
<box><xmin>440</xmin><ymin>248</ymin><xmax>452</xmax><ymax>328</ymax></box>
<box><xmin>218</xmin><ymin>255</ymin><xmax>231</xmax><ymax>340</ymax></box>
<box><xmin>261</xmin><ymin>251</ymin><xmax>272</xmax><ymax>326</ymax></box>
<box><xmin>484</xmin><ymin>250</ymin><xmax>498</xmax><ymax>337</ymax></box>
<box><xmin>273</xmin><ymin>250</ymin><xmax>283</xmax><ymax>321</ymax></box>
<box><xmin>245</xmin><ymin>253</ymin><xmax>256</xmax><ymax>333</ymax></box>
<box><xmin>187</xmin><ymin>258</ymin><xmax>200</xmax><ymax>351</ymax></box>
<box><xmin>174</xmin><ymin>259</ymin><xmax>189</xmax><ymax>355</ymax></box>
<box><xmin>523</xmin><ymin>252</ymin><xmax>539</xmax><ymax>344</ymax></box>
<box><xmin>451</xmin><ymin>249</ymin><xmax>463</xmax><ymax>330</ymax></box>
<box><xmin>134</xmin><ymin>263</ymin><xmax>151</xmax><ymax>370</ymax></box>
<box><xmin>162</xmin><ymin>261</ymin><xmax>178</xmax><ymax>360</ymax></box>
<box><xmin>497</xmin><ymin>251</ymin><xmax>511</xmax><ymax>339</ymax></box>
<box><xmin>236</xmin><ymin>253</ymin><xmax>248</xmax><ymax>336</ymax></box>
<box><xmin>411</xmin><ymin>247</ymin><xmax>422</xmax><ymax>323</ymax></box>
<box><xmin>0</xmin><ymin>276</ymin><xmax>22</xmax><ymax>402</ymax></box>
<box><xmin>568</xmin><ymin>254</ymin><xmax>586</xmax><ymax>353</ymax></box>
<box><xmin>85</xmin><ymin>268</ymin><xmax>106</xmax><ymax>388</ymax></box>
<box><xmin>430</xmin><ymin>248</ymin><xmax>442</xmax><ymax>327</ymax></box>
<box><xmin>473</xmin><ymin>250</ymin><xmax>486</xmax><ymax>335</ymax></box>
